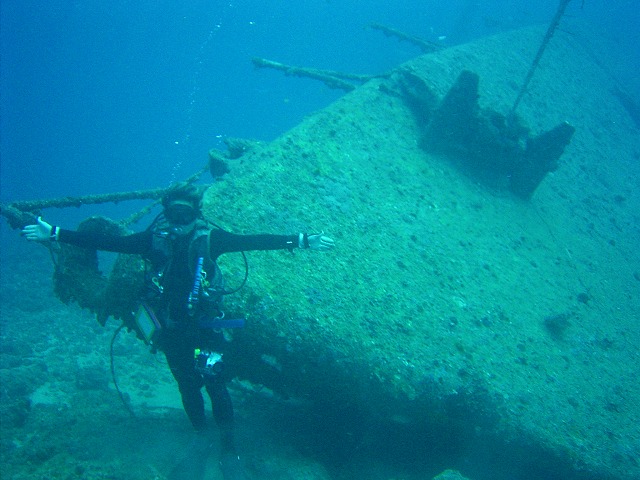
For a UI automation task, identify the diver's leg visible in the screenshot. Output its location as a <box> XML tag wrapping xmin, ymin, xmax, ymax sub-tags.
<box><xmin>163</xmin><ymin>334</ymin><xmax>214</xmax><ymax>480</ymax></box>
<box><xmin>205</xmin><ymin>376</ymin><xmax>235</xmax><ymax>452</ymax></box>
<box><xmin>163</xmin><ymin>334</ymin><xmax>207</xmax><ymax>430</ymax></box>
<box><xmin>205</xmin><ymin>377</ymin><xmax>247</xmax><ymax>480</ymax></box>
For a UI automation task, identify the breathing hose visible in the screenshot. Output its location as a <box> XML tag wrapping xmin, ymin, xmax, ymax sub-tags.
<box><xmin>110</xmin><ymin>323</ymin><xmax>137</xmax><ymax>418</ymax></box>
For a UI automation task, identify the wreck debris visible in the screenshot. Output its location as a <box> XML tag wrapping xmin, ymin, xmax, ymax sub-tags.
<box><xmin>252</xmin><ymin>57</ymin><xmax>382</xmax><ymax>92</ymax></box>
<box><xmin>51</xmin><ymin>216</ymin><xmax>144</xmax><ymax>327</ymax></box>
<box><xmin>209</xmin><ymin>137</ymin><xmax>265</xmax><ymax>178</ymax></box>
<box><xmin>0</xmin><ymin>167</ymin><xmax>219</xmax><ymax>330</ymax></box>
<box><xmin>389</xmin><ymin>69</ymin><xmax>439</xmax><ymax>126</ymax></box>
<box><xmin>46</xmin><ymin>214</ymin><xmax>146</xmax><ymax>330</ymax></box>
<box><xmin>252</xmin><ymin>23</ymin><xmax>445</xmax><ymax>91</ymax></box>
<box><xmin>0</xmin><ymin>167</ymin><xmax>209</xmax><ymax>229</ymax></box>
<box><xmin>369</xmin><ymin>23</ymin><xmax>443</xmax><ymax>53</ymax></box>
<box><xmin>396</xmin><ymin>69</ymin><xmax>574</xmax><ymax>198</ymax></box>
<box><xmin>7</xmin><ymin>188</ymin><xmax>166</xmax><ymax>213</ymax></box>
<box><xmin>209</xmin><ymin>150</ymin><xmax>231</xmax><ymax>178</ymax></box>
<box><xmin>510</xmin><ymin>121</ymin><xmax>576</xmax><ymax>198</ymax></box>
<box><xmin>222</xmin><ymin>137</ymin><xmax>265</xmax><ymax>159</ymax></box>
<box><xmin>0</xmin><ymin>202</ymin><xmax>37</xmax><ymax>230</ymax></box>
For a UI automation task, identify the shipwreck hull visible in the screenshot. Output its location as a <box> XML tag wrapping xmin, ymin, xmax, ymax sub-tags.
<box><xmin>188</xmin><ymin>26</ymin><xmax>639</xmax><ymax>480</ymax></box>
<box><xmin>38</xmin><ymin>25</ymin><xmax>638</xmax><ymax>480</ymax></box>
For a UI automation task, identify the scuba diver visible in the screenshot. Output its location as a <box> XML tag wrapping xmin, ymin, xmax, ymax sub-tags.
<box><xmin>21</xmin><ymin>182</ymin><xmax>335</xmax><ymax>480</ymax></box>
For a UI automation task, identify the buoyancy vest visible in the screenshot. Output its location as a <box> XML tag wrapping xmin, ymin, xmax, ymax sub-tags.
<box><xmin>145</xmin><ymin>216</ymin><xmax>226</xmax><ymax>327</ymax></box>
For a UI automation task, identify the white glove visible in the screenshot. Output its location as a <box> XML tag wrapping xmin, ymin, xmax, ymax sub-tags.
<box><xmin>22</xmin><ymin>217</ymin><xmax>56</xmax><ymax>242</ymax></box>
<box><xmin>307</xmin><ymin>233</ymin><xmax>335</xmax><ymax>251</ymax></box>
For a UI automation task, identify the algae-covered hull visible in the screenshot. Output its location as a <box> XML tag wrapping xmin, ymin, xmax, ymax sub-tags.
<box><xmin>196</xmin><ymin>26</ymin><xmax>639</xmax><ymax>480</ymax></box>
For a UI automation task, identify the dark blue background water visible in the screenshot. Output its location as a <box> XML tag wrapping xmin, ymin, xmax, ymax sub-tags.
<box><xmin>1</xmin><ymin>0</ymin><xmax>638</xmax><ymax>225</ymax></box>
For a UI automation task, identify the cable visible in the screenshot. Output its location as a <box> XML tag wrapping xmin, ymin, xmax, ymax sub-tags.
<box><xmin>110</xmin><ymin>322</ymin><xmax>137</xmax><ymax>419</ymax></box>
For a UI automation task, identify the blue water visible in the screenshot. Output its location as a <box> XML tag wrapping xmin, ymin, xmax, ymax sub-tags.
<box><xmin>3</xmin><ymin>0</ymin><xmax>637</xmax><ymax>223</ymax></box>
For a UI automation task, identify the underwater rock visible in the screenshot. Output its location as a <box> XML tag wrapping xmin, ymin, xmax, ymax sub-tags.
<box><xmin>0</xmin><ymin>398</ymin><xmax>31</xmax><ymax>429</ymax></box>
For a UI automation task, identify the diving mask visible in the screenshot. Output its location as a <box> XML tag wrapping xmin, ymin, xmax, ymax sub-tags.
<box><xmin>164</xmin><ymin>200</ymin><xmax>199</xmax><ymax>225</ymax></box>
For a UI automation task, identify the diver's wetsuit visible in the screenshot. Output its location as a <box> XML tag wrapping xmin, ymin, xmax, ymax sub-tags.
<box><xmin>58</xmin><ymin>226</ymin><xmax>298</xmax><ymax>451</ymax></box>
